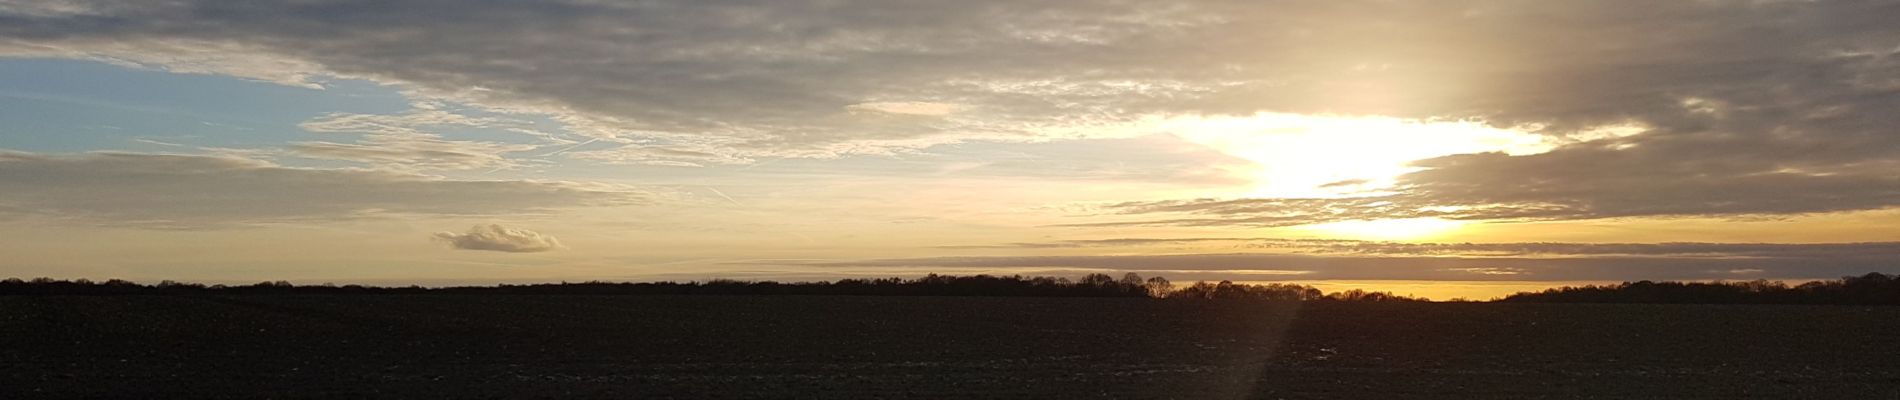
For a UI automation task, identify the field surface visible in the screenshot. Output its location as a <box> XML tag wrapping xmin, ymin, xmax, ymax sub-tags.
<box><xmin>4</xmin><ymin>295</ymin><xmax>1900</xmax><ymax>399</ymax></box>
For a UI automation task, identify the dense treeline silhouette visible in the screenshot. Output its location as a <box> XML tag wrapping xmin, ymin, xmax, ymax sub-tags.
<box><xmin>1502</xmin><ymin>273</ymin><xmax>1900</xmax><ymax>305</ymax></box>
<box><xmin>36</xmin><ymin>273</ymin><xmax>1900</xmax><ymax>304</ymax></box>
<box><xmin>0</xmin><ymin>273</ymin><xmax>1421</xmax><ymax>301</ymax></box>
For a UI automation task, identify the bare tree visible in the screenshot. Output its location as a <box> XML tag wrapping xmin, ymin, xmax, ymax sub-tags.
<box><xmin>1144</xmin><ymin>276</ymin><xmax>1174</xmax><ymax>298</ymax></box>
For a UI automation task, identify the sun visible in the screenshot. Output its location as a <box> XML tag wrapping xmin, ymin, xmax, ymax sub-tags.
<box><xmin>1145</xmin><ymin>112</ymin><xmax>1550</xmax><ymax>240</ymax></box>
<box><xmin>1162</xmin><ymin>112</ymin><xmax>1556</xmax><ymax>199</ymax></box>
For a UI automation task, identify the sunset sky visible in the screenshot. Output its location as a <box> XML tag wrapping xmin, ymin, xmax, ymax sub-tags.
<box><xmin>3</xmin><ymin>0</ymin><xmax>1898</xmax><ymax>299</ymax></box>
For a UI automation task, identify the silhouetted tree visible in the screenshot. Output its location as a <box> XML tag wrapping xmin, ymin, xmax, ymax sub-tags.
<box><xmin>1166</xmin><ymin>280</ymin><xmax>1334</xmax><ymax>301</ymax></box>
<box><xmin>1079</xmin><ymin>273</ymin><xmax>1117</xmax><ymax>287</ymax></box>
<box><xmin>0</xmin><ymin>273</ymin><xmax>1549</xmax><ymax>302</ymax></box>
<box><xmin>1144</xmin><ymin>276</ymin><xmax>1173</xmax><ymax>297</ymax></box>
<box><xmin>1323</xmin><ymin>289</ymin><xmax>1421</xmax><ymax>302</ymax></box>
<box><xmin>1502</xmin><ymin>273</ymin><xmax>1900</xmax><ymax>305</ymax></box>
<box><xmin>1119</xmin><ymin>273</ymin><xmax>1144</xmax><ymax>286</ymax></box>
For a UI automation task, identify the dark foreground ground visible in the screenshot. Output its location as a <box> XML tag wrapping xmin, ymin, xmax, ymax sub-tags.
<box><xmin>4</xmin><ymin>296</ymin><xmax>1900</xmax><ymax>399</ymax></box>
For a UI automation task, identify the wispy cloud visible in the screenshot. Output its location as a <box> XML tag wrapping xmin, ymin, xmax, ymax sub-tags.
<box><xmin>291</xmin><ymin>108</ymin><xmax>548</xmax><ymax>172</ymax></box>
<box><xmin>2</xmin><ymin>0</ymin><xmax>1899</xmax><ymax>284</ymax></box>
<box><xmin>1079</xmin><ymin>157</ymin><xmax>1900</xmax><ymax>225</ymax></box>
<box><xmin>795</xmin><ymin>251</ymin><xmax>1895</xmax><ymax>282</ymax></box>
<box><xmin>910</xmin><ymin>237</ymin><xmax>1900</xmax><ymax>281</ymax></box>
<box><xmin>6</xmin><ymin>0</ymin><xmax>1892</xmax><ymax>182</ymax></box>
<box><xmin>946</xmin><ymin>237</ymin><xmax>1900</xmax><ymax>259</ymax></box>
<box><xmin>130</xmin><ymin>138</ymin><xmax>186</xmax><ymax>147</ymax></box>
<box><xmin>288</xmin><ymin>137</ymin><xmax>539</xmax><ymax>172</ymax></box>
<box><xmin>0</xmin><ymin>150</ymin><xmax>644</xmax><ymax>229</ymax></box>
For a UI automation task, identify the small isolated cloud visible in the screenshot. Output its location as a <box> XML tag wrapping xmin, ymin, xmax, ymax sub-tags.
<box><xmin>434</xmin><ymin>224</ymin><xmax>562</xmax><ymax>253</ymax></box>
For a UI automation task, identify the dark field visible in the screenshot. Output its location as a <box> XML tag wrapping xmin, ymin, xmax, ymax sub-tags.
<box><xmin>5</xmin><ymin>296</ymin><xmax>1900</xmax><ymax>399</ymax></box>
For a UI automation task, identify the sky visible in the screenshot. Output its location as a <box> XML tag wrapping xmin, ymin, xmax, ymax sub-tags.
<box><xmin>2</xmin><ymin>0</ymin><xmax>1898</xmax><ymax>299</ymax></box>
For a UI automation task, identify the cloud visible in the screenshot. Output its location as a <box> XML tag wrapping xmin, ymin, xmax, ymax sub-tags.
<box><xmin>0</xmin><ymin>150</ymin><xmax>643</xmax><ymax>229</ymax></box>
<box><xmin>910</xmin><ymin>238</ymin><xmax>1900</xmax><ymax>281</ymax></box>
<box><xmin>846</xmin><ymin>102</ymin><xmax>960</xmax><ymax>116</ymax></box>
<box><xmin>1301</xmin><ymin>240</ymin><xmax>1900</xmax><ymax>259</ymax></box>
<box><xmin>296</xmin><ymin>107</ymin><xmax>536</xmax><ymax>138</ymax></box>
<box><xmin>287</xmin><ymin>137</ymin><xmax>539</xmax><ymax>172</ymax></box>
<box><xmin>937</xmin><ymin>237</ymin><xmax>1356</xmax><ymax>249</ymax></box>
<box><xmin>1085</xmin><ymin>148</ymin><xmax>1900</xmax><ymax>225</ymax></box>
<box><xmin>0</xmin><ymin>2</ymin><xmax>1881</xmax><ymax>145</ymax></box>
<box><xmin>563</xmin><ymin>145</ymin><xmax>754</xmax><ymax>167</ymax></box>
<box><xmin>1440</xmin><ymin>267</ymin><xmax>1527</xmax><ymax>276</ymax></box>
<box><xmin>433</xmin><ymin>224</ymin><xmax>561</xmax><ymax>253</ymax></box>
<box><xmin>1072</xmin><ymin>197</ymin><xmax>1419</xmax><ymax>228</ymax></box>
<box><xmin>951</xmin><ymin>237</ymin><xmax>1900</xmax><ymax>259</ymax></box>
<box><xmin>799</xmin><ymin>251</ymin><xmax>1897</xmax><ymax>282</ymax></box>
<box><xmin>2</xmin><ymin>0</ymin><xmax>1898</xmax><ymax>219</ymax></box>
<box><xmin>289</xmin><ymin>107</ymin><xmax>550</xmax><ymax>171</ymax></box>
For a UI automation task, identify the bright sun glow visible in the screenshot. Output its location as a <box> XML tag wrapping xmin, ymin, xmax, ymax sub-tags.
<box><xmin>1139</xmin><ymin>113</ymin><xmax>1650</xmax><ymax>240</ymax></box>
<box><xmin>1163</xmin><ymin>112</ymin><xmax>1557</xmax><ymax>199</ymax></box>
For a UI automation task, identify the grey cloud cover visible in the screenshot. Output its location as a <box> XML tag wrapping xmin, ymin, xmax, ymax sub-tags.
<box><xmin>434</xmin><ymin>224</ymin><xmax>562</xmax><ymax>252</ymax></box>
<box><xmin>0</xmin><ymin>1</ymin><xmax>1887</xmax><ymax>138</ymax></box>
<box><xmin>950</xmin><ymin>237</ymin><xmax>1900</xmax><ymax>259</ymax></box>
<box><xmin>3</xmin><ymin>0</ymin><xmax>1899</xmax><ymax>221</ymax></box>
<box><xmin>1088</xmin><ymin>146</ymin><xmax>1900</xmax><ymax>226</ymax></box>
<box><xmin>911</xmin><ymin>238</ymin><xmax>1900</xmax><ymax>281</ymax></box>
<box><xmin>0</xmin><ymin>151</ymin><xmax>643</xmax><ymax>228</ymax></box>
<box><xmin>811</xmin><ymin>251</ymin><xmax>1898</xmax><ymax>282</ymax></box>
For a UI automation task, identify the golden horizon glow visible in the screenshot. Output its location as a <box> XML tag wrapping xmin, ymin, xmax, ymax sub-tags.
<box><xmin>1251</xmin><ymin>280</ymin><xmax>1618</xmax><ymax>301</ymax></box>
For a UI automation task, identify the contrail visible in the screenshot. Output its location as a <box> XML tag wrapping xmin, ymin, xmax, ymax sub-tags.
<box><xmin>704</xmin><ymin>186</ymin><xmax>743</xmax><ymax>207</ymax></box>
<box><xmin>538</xmin><ymin>138</ymin><xmax>602</xmax><ymax>157</ymax></box>
<box><xmin>481</xmin><ymin>138</ymin><xmax>605</xmax><ymax>174</ymax></box>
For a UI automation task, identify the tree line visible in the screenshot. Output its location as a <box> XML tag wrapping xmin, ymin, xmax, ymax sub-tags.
<box><xmin>18</xmin><ymin>272</ymin><xmax>1900</xmax><ymax>304</ymax></box>
<box><xmin>1501</xmin><ymin>273</ymin><xmax>1900</xmax><ymax>305</ymax></box>
<box><xmin>0</xmin><ymin>273</ymin><xmax>1421</xmax><ymax>301</ymax></box>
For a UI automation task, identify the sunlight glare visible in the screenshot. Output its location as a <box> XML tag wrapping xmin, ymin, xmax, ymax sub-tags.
<box><xmin>1162</xmin><ymin>113</ymin><xmax>1555</xmax><ymax>198</ymax></box>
